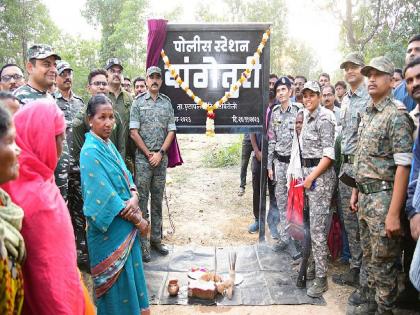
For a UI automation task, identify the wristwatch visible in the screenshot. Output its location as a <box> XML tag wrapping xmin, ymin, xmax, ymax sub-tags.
<box><xmin>159</xmin><ymin>149</ymin><xmax>165</xmax><ymax>156</ymax></box>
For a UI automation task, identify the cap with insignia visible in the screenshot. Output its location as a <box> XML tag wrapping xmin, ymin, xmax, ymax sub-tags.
<box><xmin>146</xmin><ymin>66</ymin><xmax>162</xmax><ymax>77</ymax></box>
<box><xmin>274</xmin><ymin>76</ymin><xmax>292</xmax><ymax>91</ymax></box>
<box><xmin>56</xmin><ymin>61</ymin><xmax>72</xmax><ymax>75</ymax></box>
<box><xmin>302</xmin><ymin>80</ymin><xmax>321</xmax><ymax>93</ymax></box>
<box><xmin>340</xmin><ymin>52</ymin><xmax>365</xmax><ymax>69</ymax></box>
<box><xmin>361</xmin><ymin>56</ymin><xmax>394</xmax><ymax>76</ymax></box>
<box><xmin>27</xmin><ymin>44</ymin><xmax>61</xmax><ymax>61</ymax></box>
<box><xmin>105</xmin><ymin>58</ymin><xmax>123</xmax><ymax>70</ymax></box>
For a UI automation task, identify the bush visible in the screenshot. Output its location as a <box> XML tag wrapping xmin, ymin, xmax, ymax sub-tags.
<box><xmin>203</xmin><ymin>141</ymin><xmax>242</xmax><ymax>168</ymax></box>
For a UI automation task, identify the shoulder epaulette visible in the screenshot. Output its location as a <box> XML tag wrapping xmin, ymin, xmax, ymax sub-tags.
<box><xmin>392</xmin><ymin>99</ymin><xmax>408</xmax><ymax>112</ymax></box>
<box><xmin>291</xmin><ymin>102</ymin><xmax>303</xmax><ymax>110</ymax></box>
<box><xmin>159</xmin><ymin>93</ymin><xmax>172</xmax><ymax>103</ymax></box>
<box><xmin>134</xmin><ymin>91</ymin><xmax>147</xmax><ymax>100</ymax></box>
<box><xmin>272</xmin><ymin>104</ymin><xmax>281</xmax><ymax>112</ymax></box>
<box><xmin>73</xmin><ymin>94</ymin><xmax>85</xmax><ymax>102</ymax></box>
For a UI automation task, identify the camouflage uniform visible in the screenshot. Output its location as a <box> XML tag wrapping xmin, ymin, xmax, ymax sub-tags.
<box><xmin>129</xmin><ymin>91</ymin><xmax>176</xmax><ymax>244</ymax></box>
<box><xmin>13</xmin><ymin>84</ymin><xmax>55</xmax><ymax>105</ymax></box>
<box><xmin>55</xmin><ymin>77</ymin><xmax>87</xmax><ymax>269</ymax></box>
<box><xmin>55</xmin><ymin>89</ymin><xmax>84</xmax><ymax>194</ymax></box>
<box><xmin>354</xmin><ymin>56</ymin><xmax>414</xmax><ymax>313</ymax></box>
<box><xmin>339</xmin><ymin>84</ymin><xmax>370</xmax><ymax>286</ymax></box>
<box><xmin>301</xmin><ymin>99</ymin><xmax>336</xmax><ymax>279</ymax></box>
<box><xmin>13</xmin><ymin>84</ymin><xmax>71</xmax><ymax>199</ymax></box>
<box><xmin>354</xmin><ymin>96</ymin><xmax>413</xmax><ymax>312</ymax></box>
<box><xmin>13</xmin><ymin>44</ymin><xmax>71</xmax><ymax>199</ymax></box>
<box><xmin>267</xmin><ymin>101</ymin><xmax>300</xmax><ymax>244</ymax></box>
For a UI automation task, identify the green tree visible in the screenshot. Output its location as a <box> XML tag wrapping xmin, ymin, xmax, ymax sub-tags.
<box><xmin>82</xmin><ymin>0</ymin><xmax>148</xmax><ymax>77</ymax></box>
<box><xmin>281</xmin><ymin>41</ymin><xmax>322</xmax><ymax>80</ymax></box>
<box><xmin>320</xmin><ymin>0</ymin><xmax>420</xmax><ymax>67</ymax></box>
<box><xmin>194</xmin><ymin>0</ymin><xmax>320</xmax><ymax>77</ymax></box>
<box><xmin>0</xmin><ymin>0</ymin><xmax>60</xmax><ymax>66</ymax></box>
<box><xmin>55</xmin><ymin>36</ymin><xmax>101</xmax><ymax>100</ymax></box>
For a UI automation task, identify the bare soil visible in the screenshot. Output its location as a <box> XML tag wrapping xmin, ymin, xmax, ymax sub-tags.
<box><xmin>151</xmin><ymin>134</ymin><xmax>412</xmax><ymax>315</ymax></box>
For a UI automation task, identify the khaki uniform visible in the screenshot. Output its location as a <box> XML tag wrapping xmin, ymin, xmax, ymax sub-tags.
<box><xmin>109</xmin><ymin>90</ymin><xmax>134</xmax><ymax>172</ymax></box>
<box><xmin>301</xmin><ymin>105</ymin><xmax>336</xmax><ymax>278</ymax></box>
<box><xmin>354</xmin><ymin>96</ymin><xmax>413</xmax><ymax>312</ymax></box>
<box><xmin>129</xmin><ymin>92</ymin><xmax>176</xmax><ymax>244</ymax></box>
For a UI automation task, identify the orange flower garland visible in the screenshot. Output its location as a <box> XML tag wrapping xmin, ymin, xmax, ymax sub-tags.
<box><xmin>161</xmin><ymin>29</ymin><xmax>271</xmax><ymax>136</ymax></box>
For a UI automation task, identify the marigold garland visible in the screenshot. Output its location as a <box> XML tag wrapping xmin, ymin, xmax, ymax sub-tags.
<box><xmin>161</xmin><ymin>29</ymin><xmax>271</xmax><ymax>136</ymax></box>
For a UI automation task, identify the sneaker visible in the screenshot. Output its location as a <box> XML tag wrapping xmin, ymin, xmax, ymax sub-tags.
<box><xmin>238</xmin><ymin>187</ymin><xmax>245</xmax><ymax>196</ymax></box>
<box><xmin>248</xmin><ymin>220</ymin><xmax>259</xmax><ymax>233</ymax></box>
<box><xmin>307</xmin><ymin>277</ymin><xmax>328</xmax><ymax>298</ymax></box>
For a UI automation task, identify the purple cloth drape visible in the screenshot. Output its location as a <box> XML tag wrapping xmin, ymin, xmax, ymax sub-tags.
<box><xmin>147</xmin><ymin>19</ymin><xmax>183</xmax><ymax>168</ymax></box>
<box><xmin>146</xmin><ymin>19</ymin><xmax>168</xmax><ymax>68</ymax></box>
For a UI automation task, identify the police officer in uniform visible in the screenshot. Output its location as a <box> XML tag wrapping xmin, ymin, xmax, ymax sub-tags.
<box><xmin>333</xmin><ymin>52</ymin><xmax>370</xmax><ymax>290</ymax></box>
<box><xmin>55</xmin><ymin>60</ymin><xmax>85</xmax><ymax>201</ymax></box>
<box><xmin>300</xmin><ymin>81</ymin><xmax>336</xmax><ymax>298</ymax></box>
<box><xmin>267</xmin><ymin>76</ymin><xmax>301</xmax><ymax>248</ymax></box>
<box><xmin>351</xmin><ymin>56</ymin><xmax>414</xmax><ymax>315</ymax></box>
<box><xmin>13</xmin><ymin>44</ymin><xmax>70</xmax><ymax>200</ymax></box>
<box><xmin>129</xmin><ymin>66</ymin><xmax>176</xmax><ymax>262</ymax></box>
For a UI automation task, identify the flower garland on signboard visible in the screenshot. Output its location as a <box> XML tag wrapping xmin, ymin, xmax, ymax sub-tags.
<box><xmin>161</xmin><ymin>29</ymin><xmax>271</xmax><ymax>136</ymax></box>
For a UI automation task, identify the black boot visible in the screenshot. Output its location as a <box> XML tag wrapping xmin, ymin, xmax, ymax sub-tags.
<box><xmin>332</xmin><ymin>267</ymin><xmax>360</xmax><ymax>287</ymax></box>
<box><xmin>348</xmin><ymin>287</ymin><xmax>377</xmax><ymax>315</ymax></box>
<box><xmin>151</xmin><ymin>241</ymin><xmax>169</xmax><ymax>256</ymax></box>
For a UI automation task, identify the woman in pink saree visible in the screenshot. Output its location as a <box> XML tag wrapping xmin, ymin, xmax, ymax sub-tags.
<box><xmin>3</xmin><ymin>101</ymin><xmax>88</xmax><ymax>314</ymax></box>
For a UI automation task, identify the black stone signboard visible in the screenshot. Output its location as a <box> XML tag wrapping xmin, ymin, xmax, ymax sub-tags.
<box><xmin>159</xmin><ymin>23</ymin><xmax>271</xmax><ymax>134</ymax></box>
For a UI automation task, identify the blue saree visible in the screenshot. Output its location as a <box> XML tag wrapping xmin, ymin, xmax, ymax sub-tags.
<box><xmin>80</xmin><ymin>132</ymin><xmax>149</xmax><ymax>314</ymax></box>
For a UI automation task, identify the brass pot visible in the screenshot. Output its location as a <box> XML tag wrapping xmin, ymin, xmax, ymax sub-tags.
<box><xmin>168</xmin><ymin>279</ymin><xmax>179</xmax><ymax>296</ymax></box>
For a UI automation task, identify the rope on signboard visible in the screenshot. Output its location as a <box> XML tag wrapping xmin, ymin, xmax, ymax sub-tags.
<box><xmin>160</xmin><ymin>28</ymin><xmax>271</xmax><ymax>136</ymax></box>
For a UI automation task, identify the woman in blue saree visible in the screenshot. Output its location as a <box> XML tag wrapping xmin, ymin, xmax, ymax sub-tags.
<box><xmin>80</xmin><ymin>94</ymin><xmax>150</xmax><ymax>315</ymax></box>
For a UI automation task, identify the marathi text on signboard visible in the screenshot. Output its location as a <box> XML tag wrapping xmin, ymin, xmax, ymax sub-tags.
<box><xmin>159</xmin><ymin>24</ymin><xmax>270</xmax><ymax>134</ymax></box>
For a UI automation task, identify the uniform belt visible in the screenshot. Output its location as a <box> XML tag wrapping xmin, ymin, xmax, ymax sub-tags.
<box><xmin>342</xmin><ymin>154</ymin><xmax>355</xmax><ymax>164</ymax></box>
<box><xmin>356</xmin><ymin>180</ymin><xmax>393</xmax><ymax>195</ymax></box>
<box><xmin>274</xmin><ymin>152</ymin><xmax>291</xmax><ymax>163</ymax></box>
<box><xmin>302</xmin><ymin>158</ymin><xmax>320</xmax><ymax>168</ymax></box>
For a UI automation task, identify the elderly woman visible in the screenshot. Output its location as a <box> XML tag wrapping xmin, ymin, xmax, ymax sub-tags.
<box><xmin>0</xmin><ymin>106</ymin><xmax>24</xmax><ymax>314</ymax></box>
<box><xmin>80</xmin><ymin>94</ymin><xmax>150</xmax><ymax>315</ymax></box>
<box><xmin>3</xmin><ymin>101</ymin><xmax>93</xmax><ymax>314</ymax></box>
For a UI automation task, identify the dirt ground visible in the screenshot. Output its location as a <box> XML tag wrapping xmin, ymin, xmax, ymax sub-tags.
<box><xmin>150</xmin><ymin>134</ymin><xmax>413</xmax><ymax>315</ymax></box>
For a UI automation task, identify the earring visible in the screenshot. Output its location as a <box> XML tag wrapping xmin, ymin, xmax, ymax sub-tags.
<box><xmin>89</xmin><ymin>123</ymin><xmax>92</xmax><ymax>127</ymax></box>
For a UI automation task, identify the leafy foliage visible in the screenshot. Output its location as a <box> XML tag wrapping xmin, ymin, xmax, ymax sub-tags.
<box><xmin>319</xmin><ymin>0</ymin><xmax>420</xmax><ymax>67</ymax></box>
<box><xmin>82</xmin><ymin>0</ymin><xmax>148</xmax><ymax>78</ymax></box>
<box><xmin>203</xmin><ymin>141</ymin><xmax>241</xmax><ymax>168</ymax></box>
<box><xmin>0</xmin><ymin>0</ymin><xmax>60</xmax><ymax>66</ymax></box>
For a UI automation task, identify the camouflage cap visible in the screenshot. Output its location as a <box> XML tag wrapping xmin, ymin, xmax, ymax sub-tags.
<box><xmin>27</xmin><ymin>44</ymin><xmax>61</xmax><ymax>61</ymax></box>
<box><xmin>56</xmin><ymin>61</ymin><xmax>72</xmax><ymax>75</ymax></box>
<box><xmin>105</xmin><ymin>58</ymin><xmax>123</xmax><ymax>70</ymax></box>
<box><xmin>146</xmin><ymin>66</ymin><xmax>162</xmax><ymax>77</ymax></box>
<box><xmin>274</xmin><ymin>76</ymin><xmax>292</xmax><ymax>91</ymax></box>
<box><xmin>361</xmin><ymin>56</ymin><xmax>394</xmax><ymax>76</ymax></box>
<box><xmin>302</xmin><ymin>80</ymin><xmax>321</xmax><ymax>93</ymax></box>
<box><xmin>340</xmin><ymin>52</ymin><xmax>365</xmax><ymax>69</ymax></box>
